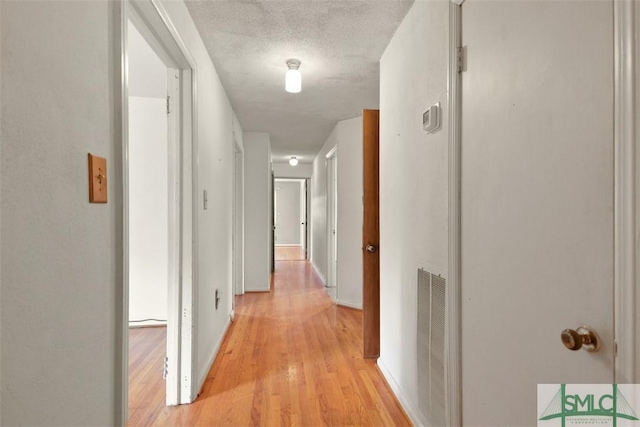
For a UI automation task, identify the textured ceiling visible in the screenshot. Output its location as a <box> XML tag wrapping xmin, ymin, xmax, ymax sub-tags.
<box><xmin>185</xmin><ymin>0</ymin><xmax>414</xmax><ymax>163</ymax></box>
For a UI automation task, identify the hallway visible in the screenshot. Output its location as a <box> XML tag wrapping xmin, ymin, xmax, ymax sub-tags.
<box><xmin>128</xmin><ymin>259</ymin><xmax>410</xmax><ymax>426</ymax></box>
<box><xmin>275</xmin><ymin>245</ymin><xmax>306</xmax><ymax>261</ymax></box>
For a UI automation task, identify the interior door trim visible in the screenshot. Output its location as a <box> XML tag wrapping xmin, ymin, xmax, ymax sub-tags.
<box><xmin>116</xmin><ymin>0</ymin><xmax>200</xmax><ymax>422</ymax></box>
<box><xmin>446</xmin><ymin>1</ymin><xmax>463</xmax><ymax>426</ymax></box>
<box><xmin>613</xmin><ymin>0</ymin><xmax>637</xmax><ymax>385</ymax></box>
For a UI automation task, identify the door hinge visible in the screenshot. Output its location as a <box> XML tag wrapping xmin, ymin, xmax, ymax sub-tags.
<box><xmin>166</xmin><ymin>95</ymin><xmax>171</xmax><ymax>115</ymax></box>
<box><xmin>163</xmin><ymin>356</ymin><xmax>169</xmax><ymax>379</ymax></box>
<box><xmin>456</xmin><ymin>46</ymin><xmax>464</xmax><ymax>73</ymax></box>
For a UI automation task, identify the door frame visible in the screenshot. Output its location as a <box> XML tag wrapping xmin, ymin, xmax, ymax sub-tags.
<box><xmin>233</xmin><ymin>138</ymin><xmax>244</xmax><ymax>299</ymax></box>
<box><xmin>613</xmin><ymin>0</ymin><xmax>638</xmax><ymax>385</ymax></box>
<box><xmin>326</xmin><ymin>146</ymin><xmax>338</xmax><ymax>292</ymax></box>
<box><xmin>446</xmin><ymin>1</ymin><xmax>463</xmax><ymax>425</ymax></box>
<box><xmin>305</xmin><ymin>178</ymin><xmax>311</xmax><ymax>260</ymax></box>
<box><xmin>116</xmin><ymin>0</ymin><xmax>199</xmax><ymax>422</ymax></box>
<box><xmin>445</xmin><ymin>0</ymin><xmax>639</xmax><ymax>424</ymax></box>
<box><xmin>271</xmin><ymin>172</ymin><xmax>275</xmax><ymax>273</ymax></box>
<box><xmin>301</xmin><ymin>179</ymin><xmax>308</xmax><ymax>259</ymax></box>
<box><xmin>273</xmin><ymin>178</ymin><xmax>306</xmax><ymax>251</ymax></box>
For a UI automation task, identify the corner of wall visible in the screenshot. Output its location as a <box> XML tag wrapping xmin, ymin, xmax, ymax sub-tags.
<box><xmin>310</xmin><ymin>261</ymin><xmax>326</xmax><ymax>285</ymax></box>
<box><xmin>197</xmin><ymin>317</ymin><xmax>232</xmax><ymax>397</ymax></box>
<box><xmin>232</xmin><ymin>112</ymin><xmax>244</xmax><ymax>151</ymax></box>
<box><xmin>377</xmin><ymin>359</ymin><xmax>428</xmax><ymax>427</ymax></box>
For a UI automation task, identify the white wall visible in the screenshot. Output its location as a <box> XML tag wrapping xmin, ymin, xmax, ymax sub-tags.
<box><xmin>1</xmin><ymin>1</ymin><xmax>243</xmax><ymax>424</ymax></box>
<box><xmin>1</xmin><ymin>1</ymin><xmax>4</xmax><ymax>423</ymax></box>
<box><xmin>127</xmin><ymin>19</ymin><xmax>166</xmax><ymax>99</ymax></box>
<box><xmin>128</xmin><ymin>97</ymin><xmax>168</xmax><ymax>326</ymax></box>
<box><xmin>311</xmin><ymin>116</ymin><xmax>364</xmax><ymax>308</ymax></box>
<box><xmin>0</xmin><ymin>0</ymin><xmax>4</xmax><ymax>418</ymax></box>
<box><xmin>636</xmin><ymin>7</ymin><xmax>640</xmax><ymax>384</ymax></box>
<box><xmin>272</xmin><ymin>161</ymin><xmax>312</xmax><ymax>179</ymax></box>
<box><xmin>244</xmin><ymin>132</ymin><xmax>272</xmax><ymax>292</ymax></box>
<box><xmin>311</xmin><ymin>132</ymin><xmax>334</xmax><ymax>284</ymax></box>
<box><xmin>378</xmin><ymin>1</ymin><xmax>449</xmax><ymax>424</ymax></box>
<box><xmin>154</xmin><ymin>0</ymin><xmax>241</xmax><ymax>390</ymax></box>
<box><xmin>1</xmin><ymin>2</ymin><xmax>118</xmax><ymax>424</ymax></box>
<box><xmin>335</xmin><ymin>117</ymin><xmax>363</xmax><ymax>309</ymax></box>
<box><xmin>275</xmin><ymin>180</ymin><xmax>301</xmax><ymax>245</ymax></box>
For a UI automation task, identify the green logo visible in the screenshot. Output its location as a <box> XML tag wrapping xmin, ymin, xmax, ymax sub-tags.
<box><xmin>539</xmin><ymin>384</ymin><xmax>639</xmax><ymax>426</ymax></box>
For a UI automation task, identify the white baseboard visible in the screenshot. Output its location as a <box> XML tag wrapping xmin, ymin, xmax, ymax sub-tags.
<box><xmin>310</xmin><ymin>261</ymin><xmax>326</xmax><ymax>285</ymax></box>
<box><xmin>244</xmin><ymin>279</ymin><xmax>270</xmax><ymax>292</ymax></box>
<box><xmin>197</xmin><ymin>317</ymin><xmax>231</xmax><ymax>395</ymax></box>
<box><xmin>244</xmin><ymin>287</ymin><xmax>270</xmax><ymax>293</ymax></box>
<box><xmin>336</xmin><ymin>299</ymin><xmax>362</xmax><ymax>310</ymax></box>
<box><xmin>377</xmin><ymin>358</ymin><xmax>427</xmax><ymax>427</ymax></box>
<box><xmin>128</xmin><ymin>320</ymin><xmax>167</xmax><ymax>328</ymax></box>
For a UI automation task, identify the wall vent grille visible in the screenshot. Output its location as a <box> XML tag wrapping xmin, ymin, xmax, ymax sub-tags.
<box><xmin>417</xmin><ymin>268</ymin><xmax>446</xmax><ymax>426</ymax></box>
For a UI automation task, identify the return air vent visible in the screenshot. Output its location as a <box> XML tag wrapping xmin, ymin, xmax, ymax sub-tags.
<box><xmin>417</xmin><ymin>268</ymin><xmax>446</xmax><ymax>426</ymax></box>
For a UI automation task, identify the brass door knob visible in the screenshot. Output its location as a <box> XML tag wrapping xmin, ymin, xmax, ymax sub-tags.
<box><xmin>561</xmin><ymin>326</ymin><xmax>600</xmax><ymax>352</ymax></box>
<box><xmin>365</xmin><ymin>244</ymin><xmax>377</xmax><ymax>253</ymax></box>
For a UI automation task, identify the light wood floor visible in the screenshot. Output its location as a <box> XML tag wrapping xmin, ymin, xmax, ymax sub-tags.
<box><xmin>128</xmin><ymin>326</ymin><xmax>166</xmax><ymax>426</ymax></box>
<box><xmin>275</xmin><ymin>245</ymin><xmax>306</xmax><ymax>261</ymax></box>
<box><xmin>128</xmin><ymin>260</ymin><xmax>411</xmax><ymax>426</ymax></box>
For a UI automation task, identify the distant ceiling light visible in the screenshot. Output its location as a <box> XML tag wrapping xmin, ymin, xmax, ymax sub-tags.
<box><xmin>289</xmin><ymin>156</ymin><xmax>299</xmax><ymax>166</ymax></box>
<box><xmin>285</xmin><ymin>59</ymin><xmax>302</xmax><ymax>93</ymax></box>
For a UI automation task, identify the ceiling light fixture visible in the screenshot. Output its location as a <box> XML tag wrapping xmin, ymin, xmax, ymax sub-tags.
<box><xmin>289</xmin><ymin>156</ymin><xmax>299</xmax><ymax>166</ymax></box>
<box><xmin>285</xmin><ymin>59</ymin><xmax>302</xmax><ymax>93</ymax></box>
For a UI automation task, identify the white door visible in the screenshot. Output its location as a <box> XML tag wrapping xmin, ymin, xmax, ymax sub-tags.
<box><xmin>460</xmin><ymin>2</ymin><xmax>614</xmax><ymax>426</ymax></box>
<box><xmin>274</xmin><ymin>180</ymin><xmax>302</xmax><ymax>245</ymax></box>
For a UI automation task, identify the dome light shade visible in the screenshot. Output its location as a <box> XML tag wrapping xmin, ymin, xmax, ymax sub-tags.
<box><xmin>285</xmin><ymin>59</ymin><xmax>302</xmax><ymax>93</ymax></box>
<box><xmin>289</xmin><ymin>156</ymin><xmax>299</xmax><ymax>166</ymax></box>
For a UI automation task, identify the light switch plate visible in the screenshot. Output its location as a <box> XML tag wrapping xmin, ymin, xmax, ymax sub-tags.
<box><xmin>88</xmin><ymin>153</ymin><xmax>107</xmax><ymax>203</ymax></box>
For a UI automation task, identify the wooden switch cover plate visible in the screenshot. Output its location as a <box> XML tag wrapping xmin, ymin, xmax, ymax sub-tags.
<box><xmin>88</xmin><ymin>154</ymin><xmax>107</xmax><ymax>203</ymax></box>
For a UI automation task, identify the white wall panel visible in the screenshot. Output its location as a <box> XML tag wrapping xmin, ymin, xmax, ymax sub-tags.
<box><xmin>244</xmin><ymin>132</ymin><xmax>272</xmax><ymax>292</ymax></box>
<box><xmin>378</xmin><ymin>1</ymin><xmax>449</xmax><ymax>423</ymax></box>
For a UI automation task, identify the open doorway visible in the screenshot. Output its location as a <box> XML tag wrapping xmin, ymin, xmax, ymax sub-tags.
<box><xmin>122</xmin><ymin>0</ymin><xmax>198</xmax><ymax>421</ymax></box>
<box><xmin>274</xmin><ymin>178</ymin><xmax>307</xmax><ymax>262</ymax></box>
<box><xmin>126</xmin><ymin>16</ymin><xmax>171</xmax><ymax>417</ymax></box>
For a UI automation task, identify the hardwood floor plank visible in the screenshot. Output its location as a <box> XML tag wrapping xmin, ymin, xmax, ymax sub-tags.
<box><xmin>128</xmin><ymin>326</ymin><xmax>166</xmax><ymax>425</ymax></box>
<box><xmin>127</xmin><ymin>259</ymin><xmax>411</xmax><ymax>426</ymax></box>
<box><xmin>275</xmin><ymin>245</ymin><xmax>305</xmax><ymax>261</ymax></box>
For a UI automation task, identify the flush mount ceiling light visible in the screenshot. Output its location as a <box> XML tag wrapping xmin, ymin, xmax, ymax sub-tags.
<box><xmin>285</xmin><ymin>59</ymin><xmax>302</xmax><ymax>93</ymax></box>
<box><xmin>289</xmin><ymin>156</ymin><xmax>299</xmax><ymax>166</ymax></box>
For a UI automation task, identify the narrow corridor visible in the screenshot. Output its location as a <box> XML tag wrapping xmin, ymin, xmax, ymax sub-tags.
<box><xmin>128</xmin><ymin>257</ymin><xmax>410</xmax><ymax>426</ymax></box>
